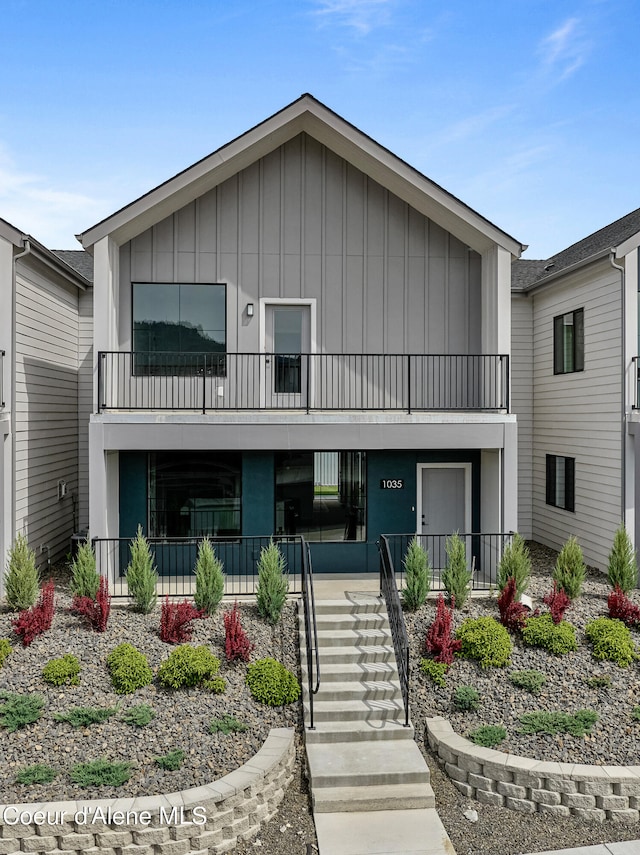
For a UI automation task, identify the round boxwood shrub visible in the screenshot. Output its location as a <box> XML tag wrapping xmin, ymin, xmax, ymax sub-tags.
<box><xmin>585</xmin><ymin>617</ymin><xmax>638</xmax><ymax>668</ymax></box>
<box><xmin>521</xmin><ymin>613</ymin><xmax>577</xmax><ymax>655</ymax></box>
<box><xmin>42</xmin><ymin>654</ymin><xmax>80</xmax><ymax>687</ymax></box>
<box><xmin>453</xmin><ymin>685</ymin><xmax>480</xmax><ymax>711</ymax></box>
<box><xmin>157</xmin><ymin>645</ymin><xmax>221</xmax><ymax>689</ymax></box>
<box><xmin>456</xmin><ymin>617</ymin><xmax>511</xmax><ymax>668</ymax></box>
<box><xmin>246</xmin><ymin>657</ymin><xmax>301</xmax><ymax>706</ymax></box>
<box><xmin>107</xmin><ymin>643</ymin><xmax>153</xmax><ymax>694</ymax></box>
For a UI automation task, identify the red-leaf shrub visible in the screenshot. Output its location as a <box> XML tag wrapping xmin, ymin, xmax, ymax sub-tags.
<box><xmin>159</xmin><ymin>597</ymin><xmax>205</xmax><ymax>643</ymax></box>
<box><xmin>543</xmin><ymin>582</ymin><xmax>571</xmax><ymax>624</ymax></box>
<box><xmin>224</xmin><ymin>601</ymin><xmax>254</xmax><ymax>662</ymax></box>
<box><xmin>425</xmin><ymin>594</ymin><xmax>461</xmax><ymax>664</ymax></box>
<box><xmin>498</xmin><ymin>576</ymin><xmax>528</xmax><ymax>633</ymax></box>
<box><xmin>12</xmin><ymin>580</ymin><xmax>55</xmax><ymax>647</ymax></box>
<box><xmin>608</xmin><ymin>585</ymin><xmax>640</xmax><ymax>628</ymax></box>
<box><xmin>72</xmin><ymin>575</ymin><xmax>111</xmax><ymax>632</ymax></box>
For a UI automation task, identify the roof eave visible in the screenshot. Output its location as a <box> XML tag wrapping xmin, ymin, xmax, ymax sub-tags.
<box><xmin>522</xmin><ymin>248</ymin><xmax>612</xmax><ymax>292</ymax></box>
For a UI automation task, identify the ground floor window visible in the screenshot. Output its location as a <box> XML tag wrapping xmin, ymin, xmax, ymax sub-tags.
<box><xmin>546</xmin><ymin>454</ymin><xmax>575</xmax><ymax>512</ymax></box>
<box><xmin>274</xmin><ymin>451</ymin><xmax>366</xmax><ymax>541</ymax></box>
<box><xmin>148</xmin><ymin>452</ymin><xmax>241</xmax><ymax>537</ymax></box>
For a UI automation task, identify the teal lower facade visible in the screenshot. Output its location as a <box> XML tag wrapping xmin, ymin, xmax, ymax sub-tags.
<box><xmin>119</xmin><ymin>448</ymin><xmax>481</xmax><ymax>574</ymax></box>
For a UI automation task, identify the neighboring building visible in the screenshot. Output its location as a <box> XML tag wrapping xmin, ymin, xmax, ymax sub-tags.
<box><xmin>0</xmin><ymin>219</ymin><xmax>92</xmax><ymax>595</ymax></box>
<box><xmin>512</xmin><ymin>208</ymin><xmax>640</xmax><ymax>570</ymax></box>
<box><xmin>79</xmin><ymin>94</ymin><xmax>523</xmax><ymax>580</ymax></box>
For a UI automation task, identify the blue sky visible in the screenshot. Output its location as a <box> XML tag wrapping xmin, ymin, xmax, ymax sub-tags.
<box><xmin>1</xmin><ymin>0</ymin><xmax>639</xmax><ymax>258</ymax></box>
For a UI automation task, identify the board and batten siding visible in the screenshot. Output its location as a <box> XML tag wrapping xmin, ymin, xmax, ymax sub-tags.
<box><xmin>531</xmin><ymin>259</ymin><xmax>621</xmax><ymax>570</ymax></box>
<box><xmin>118</xmin><ymin>132</ymin><xmax>483</xmax><ymax>356</ymax></box>
<box><xmin>78</xmin><ymin>287</ymin><xmax>93</xmax><ymax>533</ymax></box>
<box><xmin>14</xmin><ymin>263</ymin><xmax>79</xmax><ymax>567</ymax></box>
<box><xmin>511</xmin><ymin>292</ymin><xmax>533</xmax><ymax>538</ymax></box>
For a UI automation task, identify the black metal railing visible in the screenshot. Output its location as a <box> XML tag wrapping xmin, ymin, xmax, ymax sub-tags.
<box><xmin>382</xmin><ymin>532</ymin><xmax>514</xmax><ymax>592</ymax></box>
<box><xmin>378</xmin><ymin>535</ymin><xmax>410</xmax><ymax>728</ymax></box>
<box><xmin>301</xmin><ymin>540</ymin><xmax>319</xmax><ymax>730</ymax></box>
<box><xmin>633</xmin><ymin>357</ymin><xmax>639</xmax><ymax>409</ymax></box>
<box><xmin>0</xmin><ymin>350</ymin><xmax>4</xmax><ymax>408</ymax></box>
<box><xmin>93</xmin><ymin>534</ymin><xmax>304</xmax><ymax>598</ymax></box>
<box><xmin>97</xmin><ymin>352</ymin><xmax>510</xmax><ymax>414</ymax></box>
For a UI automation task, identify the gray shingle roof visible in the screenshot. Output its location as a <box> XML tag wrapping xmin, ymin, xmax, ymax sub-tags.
<box><xmin>52</xmin><ymin>250</ymin><xmax>93</xmax><ymax>283</ymax></box>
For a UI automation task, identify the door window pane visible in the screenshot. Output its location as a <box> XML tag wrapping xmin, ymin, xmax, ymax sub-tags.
<box><xmin>273</xmin><ymin>308</ymin><xmax>303</xmax><ymax>393</ymax></box>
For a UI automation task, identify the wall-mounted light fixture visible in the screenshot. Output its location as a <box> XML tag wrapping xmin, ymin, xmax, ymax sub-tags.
<box><xmin>246</xmin><ymin>302</ymin><xmax>254</xmax><ymax>317</ymax></box>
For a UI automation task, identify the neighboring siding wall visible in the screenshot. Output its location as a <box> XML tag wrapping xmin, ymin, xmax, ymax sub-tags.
<box><xmin>531</xmin><ymin>260</ymin><xmax>621</xmax><ymax>570</ymax></box>
<box><xmin>511</xmin><ymin>292</ymin><xmax>533</xmax><ymax>538</ymax></box>
<box><xmin>118</xmin><ymin>132</ymin><xmax>482</xmax><ymax>355</ymax></box>
<box><xmin>78</xmin><ymin>288</ymin><xmax>93</xmax><ymax>532</ymax></box>
<box><xmin>14</xmin><ymin>262</ymin><xmax>79</xmax><ymax>567</ymax></box>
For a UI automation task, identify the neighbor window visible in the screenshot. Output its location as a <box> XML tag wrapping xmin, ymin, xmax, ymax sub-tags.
<box><xmin>553</xmin><ymin>308</ymin><xmax>584</xmax><ymax>374</ymax></box>
<box><xmin>546</xmin><ymin>454</ymin><xmax>575</xmax><ymax>512</ymax></box>
<box><xmin>274</xmin><ymin>451</ymin><xmax>366</xmax><ymax>541</ymax></box>
<box><xmin>133</xmin><ymin>283</ymin><xmax>226</xmax><ymax>374</ymax></box>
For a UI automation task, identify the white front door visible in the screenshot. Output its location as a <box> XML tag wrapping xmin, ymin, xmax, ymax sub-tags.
<box><xmin>264</xmin><ymin>304</ymin><xmax>311</xmax><ymax>407</ymax></box>
<box><xmin>418</xmin><ymin>464</ymin><xmax>471</xmax><ymax>570</ymax></box>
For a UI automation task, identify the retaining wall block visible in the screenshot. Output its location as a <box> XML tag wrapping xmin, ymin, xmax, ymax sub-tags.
<box><xmin>496</xmin><ymin>782</ymin><xmax>528</xmax><ymax>800</ymax></box>
<box><xmin>20</xmin><ymin>835</ymin><xmax>57</xmax><ymax>852</ymax></box>
<box><xmin>504</xmin><ymin>798</ymin><xmax>536</xmax><ymax>814</ymax></box>
<box><xmin>531</xmin><ymin>789</ymin><xmax>561</xmax><ymax>806</ymax></box>
<box><xmin>570</xmin><ymin>808</ymin><xmax>606</xmax><ymax>822</ymax></box>
<box><xmin>467</xmin><ymin>773</ymin><xmax>495</xmax><ymax>791</ymax></box>
<box><xmin>538</xmin><ymin>804</ymin><xmax>570</xmax><ymax>817</ymax></box>
<box><xmin>546</xmin><ymin>778</ymin><xmax>578</xmax><ymax>794</ymax></box>
<box><xmin>608</xmin><ymin>809</ymin><xmax>640</xmax><ymax>824</ymax></box>
<box><xmin>596</xmin><ymin>795</ymin><xmax>630</xmax><ymax>811</ymax></box>
<box><xmin>562</xmin><ymin>793</ymin><xmax>597</xmax><ymax>809</ymax></box>
<box><xmin>452</xmin><ymin>782</ymin><xmax>474</xmax><ymax>798</ymax></box>
<box><xmin>444</xmin><ymin>763</ymin><xmax>468</xmax><ymax>784</ymax></box>
<box><xmin>475</xmin><ymin>790</ymin><xmax>504</xmax><ymax>807</ymax></box>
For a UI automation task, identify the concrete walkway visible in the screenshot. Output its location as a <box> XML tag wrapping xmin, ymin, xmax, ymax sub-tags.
<box><xmin>524</xmin><ymin>844</ymin><xmax>640</xmax><ymax>854</ymax></box>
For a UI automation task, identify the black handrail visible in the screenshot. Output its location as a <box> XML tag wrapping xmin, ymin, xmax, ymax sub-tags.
<box><xmin>377</xmin><ymin>535</ymin><xmax>410</xmax><ymax>728</ymax></box>
<box><xmin>301</xmin><ymin>539</ymin><xmax>319</xmax><ymax>730</ymax></box>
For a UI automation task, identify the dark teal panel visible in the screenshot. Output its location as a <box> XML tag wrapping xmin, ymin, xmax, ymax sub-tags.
<box><xmin>242</xmin><ymin>453</ymin><xmax>275</xmax><ymax>536</ymax></box>
<box><xmin>119</xmin><ymin>452</ymin><xmax>148</xmax><ymax>537</ymax></box>
<box><xmin>367</xmin><ymin>451</ymin><xmax>418</xmax><ymax>542</ymax></box>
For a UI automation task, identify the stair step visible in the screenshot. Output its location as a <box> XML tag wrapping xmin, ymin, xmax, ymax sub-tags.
<box><xmin>300</xmin><ymin>612</ymin><xmax>389</xmax><ymax>632</ymax></box>
<box><xmin>304</xmin><ymin>719</ymin><xmax>414</xmax><ymax>743</ymax></box>
<box><xmin>301</xmin><ymin>660</ymin><xmax>398</xmax><ymax>683</ymax></box>
<box><xmin>312</xmin><ymin>782</ymin><xmax>435</xmax><ymax>813</ymax></box>
<box><xmin>304</xmin><ymin>698</ymin><xmax>404</xmax><ymax>723</ymax></box>
<box><xmin>314</xmin><ymin>597</ymin><xmax>385</xmax><ymax>616</ymax></box>
<box><xmin>305</xmin><ymin>679</ymin><xmax>401</xmax><ymax>702</ymax></box>
<box><xmin>313</xmin><ymin>628</ymin><xmax>392</xmax><ymax>648</ymax></box>
<box><xmin>306</xmin><ymin>644</ymin><xmax>397</xmax><ymax>664</ymax></box>
<box><xmin>307</xmin><ymin>739</ymin><xmax>429</xmax><ymax>789</ymax></box>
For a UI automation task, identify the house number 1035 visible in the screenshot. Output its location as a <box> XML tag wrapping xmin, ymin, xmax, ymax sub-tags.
<box><xmin>380</xmin><ymin>479</ymin><xmax>404</xmax><ymax>489</ymax></box>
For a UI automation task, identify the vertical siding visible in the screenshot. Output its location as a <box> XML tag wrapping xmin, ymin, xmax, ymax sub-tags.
<box><xmin>511</xmin><ymin>293</ymin><xmax>533</xmax><ymax>538</ymax></box>
<box><xmin>78</xmin><ymin>288</ymin><xmax>93</xmax><ymax>532</ymax></box>
<box><xmin>531</xmin><ymin>260</ymin><xmax>621</xmax><ymax>570</ymax></box>
<box><xmin>14</xmin><ymin>263</ymin><xmax>79</xmax><ymax>567</ymax></box>
<box><xmin>122</xmin><ymin>132</ymin><xmax>483</xmax><ymax>356</ymax></box>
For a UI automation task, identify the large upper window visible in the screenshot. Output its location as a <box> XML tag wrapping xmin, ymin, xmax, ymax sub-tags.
<box><xmin>546</xmin><ymin>454</ymin><xmax>575</xmax><ymax>512</ymax></box>
<box><xmin>133</xmin><ymin>283</ymin><xmax>226</xmax><ymax>374</ymax></box>
<box><xmin>553</xmin><ymin>308</ymin><xmax>584</xmax><ymax>374</ymax></box>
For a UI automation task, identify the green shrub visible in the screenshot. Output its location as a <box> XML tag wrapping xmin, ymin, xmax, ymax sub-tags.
<box><xmin>70</xmin><ymin>540</ymin><xmax>100</xmax><ymax>600</ymax></box>
<box><xmin>193</xmin><ymin>537</ymin><xmax>225</xmax><ymax>615</ymax></box>
<box><xmin>632</xmin><ymin>706</ymin><xmax>640</xmax><ymax>722</ymax></box>
<box><xmin>585</xmin><ymin>617</ymin><xmax>638</xmax><ymax>667</ymax></box>
<box><xmin>15</xmin><ymin>764</ymin><xmax>58</xmax><ymax>785</ymax></box>
<box><xmin>209</xmin><ymin>714</ymin><xmax>248</xmax><ymax>734</ymax></box>
<box><xmin>204</xmin><ymin>675</ymin><xmax>226</xmax><ymax>694</ymax></box>
<box><xmin>401</xmin><ymin>537</ymin><xmax>431</xmax><ymax>611</ymax></box>
<box><xmin>442</xmin><ymin>533</ymin><xmax>472</xmax><ymax>609</ymax></box>
<box><xmin>155</xmin><ymin>749</ymin><xmax>185</xmax><ymax>771</ymax></box>
<box><xmin>607</xmin><ymin>524</ymin><xmax>638</xmax><ymax>594</ymax></box>
<box><xmin>70</xmin><ymin>759</ymin><xmax>132</xmax><ymax>788</ymax></box>
<box><xmin>553</xmin><ymin>535</ymin><xmax>586</xmax><ymax>599</ymax></box>
<box><xmin>509</xmin><ymin>670</ymin><xmax>546</xmax><ymax>694</ymax></box>
<box><xmin>121</xmin><ymin>704</ymin><xmax>155</xmax><ymax>727</ymax></box>
<box><xmin>54</xmin><ymin>705</ymin><xmax>118</xmax><ymax>728</ymax></box>
<box><xmin>42</xmin><ymin>654</ymin><xmax>80</xmax><ymax>687</ymax></box>
<box><xmin>0</xmin><ymin>638</ymin><xmax>12</xmax><ymax>668</ymax></box>
<box><xmin>420</xmin><ymin>659</ymin><xmax>449</xmax><ymax>687</ymax></box>
<box><xmin>456</xmin><ymin>616</ymin><xmax>511</xmax><ymax>668</ymax></box>
<box><xmin>125</xmin><ymin>526</ymin><xmax>158</xmax><ymax>614</ymax></box>
<box><xmin>0</xmin><ymin>692</ymin><xmax>45</xmax><ymax>732</ymax></box>
<box><xmin>107</xmin><ymin>643</ymin><xmax>153</xmax><ymax>694</ymax></box>
<box><xmin>246</xmin><ymin>657</ymin><xmax>301</xmax><ymax>706</ymax></box>
<box><xmin>497</xmin><ymin>533</ymin><xmax>531</xmax><ymax>598</ymax></box>
<box><xmin>521</xmin><ymin>613</ymin><xmax>577</xmax><ymax>655</ymax></box>
<box><xmin>256</xmin><ymin>540</ymin><xmax>288</xmax><ymax>625</ymax></box>
<box><xmin>518</xmin><ymin>709</ymin><xmax>598</xmax><ymax>737</ymax></box>
<box><xmin>4</xmin><ymin>534</ymin><xmax>39</xmax><ymax>611</ymax></box>
<box><xmin>157</xmin><ymin>645</ymin><xmax>221</xmax><ymax>689</ymax></box>
<box><xmin>468</xmin><ymin>725</ymin><xmax>506</xmax><ymax>747</ymax></box>
<box><xmin>453</xmin><ymin>685</ymin><xmax>480</xmax><ymax>711</ymax></box>
<box><xmin>585</xmin><ymin>675</ymin><xmax>612</xmax><ymax>690</ymax></box>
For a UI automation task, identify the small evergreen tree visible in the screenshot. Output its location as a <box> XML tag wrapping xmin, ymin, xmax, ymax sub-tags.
<box><xmin>553</xmin><ymin>535</ymin><xmax>586</xmax><ymax>600</ymax></box>
<box><xmin>401</xmin><ymin>537</ymin><xmax>431</xmax><ymax>610</ymax></box>
<box><xmin>256</xmin><ymin>539</ymin><xmax>288</xmax><ymax>625</ymax></box>
<box><xmin>4</xmin><ymin>534</ymin><xmax>39</xmax><ymax>611</ymax></box>
<box><xmin>125</xmin><ymin>526</ymin><xmax>158</xmax><ymax>614</ymax></box>
<box><xmin>442</xmin><ymin>532</ymin><xmax>472</xmax><ymax>609</ymax></box>
<box><xmin>194</xmin><ymin>538</ymin><xmax>225</xmax><ymax>615</ymax></box>
<box><xmin>497</xmin><ymin>533</ymin><xmax>530</xmax><ymax>599</ymax></box>
<box><xmin>607</xmin><ymin>523</ymin><xmax>638</xmax><ymax>594</ymax></box>
<box><xmin>70</xmin><ymin>539</ymin><xmax>100</xmax><ymax>600</ymax></box>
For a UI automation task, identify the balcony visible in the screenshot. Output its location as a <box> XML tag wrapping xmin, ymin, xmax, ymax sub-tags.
<box><xmin>97</xmin><ymin>351</ymin><xmax>510</xmax><ymax>414</ymax></box>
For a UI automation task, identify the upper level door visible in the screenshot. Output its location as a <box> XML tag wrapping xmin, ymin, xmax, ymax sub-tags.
<box><xmin>264</xmin><ymin>304</ymin><xmax>311</xmax><ymax>407</ymax></box>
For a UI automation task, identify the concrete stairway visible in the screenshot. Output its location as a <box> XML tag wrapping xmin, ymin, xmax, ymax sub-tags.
<box><xmin>300</xmin><ymin>590</ymin><xmax>435</xmax><ymax>814</ymax></box>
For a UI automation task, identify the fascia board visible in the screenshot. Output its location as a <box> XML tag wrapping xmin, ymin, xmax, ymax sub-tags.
<box><xmin>22</xmin><ymin>241</ymin><xmax>89</xmax><ymax>290</ymax></box>
<box><xmin>0</xmin><ymin>218</ymin><xmax>25</xmax><ymax>247</ymax></box>
<box><xmin>615</xmin><ymin>230</ymin><xmax>640</xmax><ymax>258</ymax></box>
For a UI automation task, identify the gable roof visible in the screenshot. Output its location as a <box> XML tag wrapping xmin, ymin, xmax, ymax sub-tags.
<box><xmin>78</xmin><ymin>94</ymin><xmax>523</xmax><ymax>257</ymax></box>
<box><xmin>0</xmin><ymin>216</ymin><xmax>91</xmax><ymax>289</ymax></box>
<box><xmin>52</xmin><ymin>250</ymin><xmax>94</xmax><ymax>283</ymax></box>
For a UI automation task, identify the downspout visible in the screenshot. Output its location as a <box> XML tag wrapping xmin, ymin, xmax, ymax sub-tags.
<box><xmin>10</xmin><ymin>240</ymin><xmax>31</xmax><ymax>545</ymax></box>
<box><xmin>610</xmin><ymin>250</ymin><xmax>626</xmax><ymax>522</ymax></box>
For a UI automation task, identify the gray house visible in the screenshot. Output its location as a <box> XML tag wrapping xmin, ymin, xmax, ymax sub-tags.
<box><xmin>512</xmin><ymin>208</ymin><xmax>640</xmax><ymax>570</ymax></box>
<box><xmin>0</xmin><ymin>218</ymin><xmax>91</xmax><ymax>594</ymax></box>
<box><xmin>78</xmin><ymin>94</ymin><xmax>523</xmax><ymax>581</ymax></box>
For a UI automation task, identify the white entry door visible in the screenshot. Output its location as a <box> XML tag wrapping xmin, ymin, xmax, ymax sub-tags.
<box><xmin>263</xmin><ymin>304</ymin><xmax>311</xmax><ymax>408</ymax></box>
<box><xmin>418</xmin><ymin>464</ymin><xmax>471</xmax><ymax>570</ymax></box>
